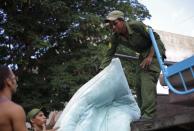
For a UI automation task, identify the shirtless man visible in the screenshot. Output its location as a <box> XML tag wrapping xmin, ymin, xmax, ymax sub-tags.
<box><xmin>0</xmin><ymin>66</ymin><xmax>27</xmax><ymax>131</ymax></box>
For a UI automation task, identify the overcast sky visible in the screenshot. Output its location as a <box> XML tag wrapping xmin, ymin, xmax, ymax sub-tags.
<box><xmin>139</xmin><ymin>0</ymin><xmax>194</xmax><ymax>37</ymax></box>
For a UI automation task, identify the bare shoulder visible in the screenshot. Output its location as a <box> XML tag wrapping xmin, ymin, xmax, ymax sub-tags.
<box><xmin>9</xmin><ymin>101</ymin><xmax>25</xmax><ymax>116</ymax></box>
<box><xmin>2</xmin><ymin>100</ymin><xmax>26</xmax><ymax>121</ymax></box>
<box><xmin>9</xmin><ymin>101</ymin><xmax>27</xmax><ymax>131</ymax></box>
<box><xmin>0</xmin><ymin>100</ymin><xmax>24</xmax><ymax>114</ymax></box>
<box><xmin>0</xmin><ymin>101</ymin><xmax>27</xmax><ymax>131</ymax></box>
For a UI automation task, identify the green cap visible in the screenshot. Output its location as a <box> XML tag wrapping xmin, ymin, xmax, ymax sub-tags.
<box><xmin>27</xmin><ymin>108</ymin><xmax>41</xmax><ymax>121</ymax></box>
<box><xmin>105</xmin><ymin>10</ymin><xmax>124</xmax><ymax>21</ymax></box>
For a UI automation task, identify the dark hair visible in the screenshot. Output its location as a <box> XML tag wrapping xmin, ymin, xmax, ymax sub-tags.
<box><xmin>117</xmin><ymin>18</ymin><xmax>124</xmax><ymax>21</ymax></box>
<box><xmin>0</xmin><ymin>65</ymin><xmax>11</xmax><ymax>91</ymax></box>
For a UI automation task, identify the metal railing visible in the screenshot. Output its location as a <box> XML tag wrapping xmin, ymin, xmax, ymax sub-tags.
<box><xmin>148</xmin><ymin>27</ymin><xmax>194</xmax><ymax>95</ymax></box>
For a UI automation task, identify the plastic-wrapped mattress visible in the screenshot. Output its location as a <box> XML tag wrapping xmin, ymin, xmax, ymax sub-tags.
<box><xmin>55</xmin><ymin>58</ymin><xmax>140</xmax><ymax>131</ymax></box>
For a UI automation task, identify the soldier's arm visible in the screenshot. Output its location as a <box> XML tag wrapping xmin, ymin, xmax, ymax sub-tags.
<box><xmin>99</xmin><ymin>37</ymin><xmax>119</xmax><ymax>70</ymax></box>
<box><xmin>11</xmin><ymin>104</ymin><xmax>27</xmax><ymax>131</ymax></box>
<box><xmin>135</xmin><ymin>22</ymin><xmax>155</xmax><ymax>68</ymax></box>
<box><xmin>153</xmin><ymin>32</ymin><xmax>166</xmax><ymax>59</ymax></box>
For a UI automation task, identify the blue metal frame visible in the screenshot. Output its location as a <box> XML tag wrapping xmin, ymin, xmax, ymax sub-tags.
<box><xmin>148</xmin><ymin>27</ymin><xmax>194</xmax><ymax>94</ymax></box>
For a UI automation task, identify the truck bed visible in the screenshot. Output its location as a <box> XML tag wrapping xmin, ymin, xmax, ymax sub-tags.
<box><xmin>131</xmin><ymin>95</ymin><xmax>194</xmax><ymax>131</ymax></box>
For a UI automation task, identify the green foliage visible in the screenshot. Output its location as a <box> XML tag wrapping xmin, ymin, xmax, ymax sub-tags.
<box><xmin>0</xmin><ymin>0</ymin><xmax>150</xmax><ymax>112</ymax></box>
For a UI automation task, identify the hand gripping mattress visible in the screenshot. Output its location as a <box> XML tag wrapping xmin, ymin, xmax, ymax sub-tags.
<box><xmin>54</xmin><ymin>58</ymin><xmax>140</xmax><ymax>131</ymax></box>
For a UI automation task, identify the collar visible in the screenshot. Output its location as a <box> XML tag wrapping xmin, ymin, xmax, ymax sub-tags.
<box><xmin>125</xmin><ymin>21</ymin><xmax>133</xmax><ymax>35</ymax></box>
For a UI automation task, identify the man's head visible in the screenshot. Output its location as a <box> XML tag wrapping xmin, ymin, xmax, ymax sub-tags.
<box><xmin>0</xmin><ymin>66</ymin><xmax>17</xmax><ymax>93</ymax></box>
<box><xmin>105</xmin><ymin>10</ymin><xmax>126</xmax><ymax>33</ymax></box>
<box><xmin>27</xmin><ymin>108</ymin><xmax>47</xmax><ymax>127</ymax></box>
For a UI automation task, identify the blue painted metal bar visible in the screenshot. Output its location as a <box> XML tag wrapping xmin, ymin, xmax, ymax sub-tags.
<box><xmin>190</xmin><ymin>67</ymin><xmax>194</xmax><ymax>78</ymax></box>
<box><xmin>166</xmin><ymin>55</ymin><xmax>194</xmax><ymax>77</ymax></box>
<box><xmin>148</xmin><ymin>27</ymin><xmax>194</xmax><ymax>95</ymax></box>
<box><xmin>148</xmin><ymin>28</ymin><xmax>167</xmax><ymax>75</ymax></box>
<box><xmin>179</xmin><ymin>72</ymin><xmax>187</xmax><ymax>91</ymax></box>
<box><xmin>164</xmin><ymin>76</ymin><xmax>194</xmax><ymax>94</ymax></box>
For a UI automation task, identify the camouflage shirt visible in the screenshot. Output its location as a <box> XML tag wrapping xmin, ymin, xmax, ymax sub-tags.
<box><xmin>100</xmin><ymin>21</ymin><xmax>166</xmax><ymax>72</ymax></box>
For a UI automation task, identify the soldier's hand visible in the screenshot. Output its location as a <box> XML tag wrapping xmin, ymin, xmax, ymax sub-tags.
<box><xmin>47</xmin><ymin>111</ymin><xmax>58</xmax><ymax>129</ymax></box>
<box><xmin>140</xmin><ymin>56</ymin><xmax>153</xmax><ymax>69</ymax></box>
<box><xmin>46</xmin><ymin>127</ymin><xmax>59</xmax><ymax>131</ymax></box>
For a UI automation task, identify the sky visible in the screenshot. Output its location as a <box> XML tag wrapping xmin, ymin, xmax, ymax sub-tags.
<box><xmin>138</xmin><ymin>1</ymin><xmax>194</xmax><ymax>94</ymax></box>
<box><xmin>139</xmin><ymin>0</ymin><xmax>194</xmax><ymax>37</ymax></box>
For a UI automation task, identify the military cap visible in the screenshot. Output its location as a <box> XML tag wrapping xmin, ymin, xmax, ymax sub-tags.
<box><xmin>105</xmin><ymin>10</ymin><xmax>124</xmax><ymax>22</ymax></box>
<box><xmin>27</xmin><ymin>108</ymin><xmax>42</xmax><ymax>121</ymax></box>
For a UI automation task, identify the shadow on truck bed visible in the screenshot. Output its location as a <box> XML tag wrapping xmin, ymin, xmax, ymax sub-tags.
<box><xmin>131</xmin><ymin>95</ymin><xmax>194</xmax><ymax>131</ymax></box>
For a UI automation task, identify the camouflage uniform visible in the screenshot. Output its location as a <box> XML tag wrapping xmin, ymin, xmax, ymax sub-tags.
<box><xmin>100</xmin><ymin>21</ymin><xmax>166</xmax><ymax>118</ymax></box>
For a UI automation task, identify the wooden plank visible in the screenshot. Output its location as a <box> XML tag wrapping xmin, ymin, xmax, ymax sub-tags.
<box><xmin>131</xmin><ymin>113</ymin><xmax>194</xmax><ymax>131</ymax></box>
<box><xmin>131</xmin><ymin>95</ymin><xmax>194</xmax><ymax>131</ymax></box>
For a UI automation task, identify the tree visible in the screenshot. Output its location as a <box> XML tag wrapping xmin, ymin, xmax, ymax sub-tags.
<box><xmin>0</xmin><ymin>0</ymin><xmax>150</xmax><ymax>111</ymax></box>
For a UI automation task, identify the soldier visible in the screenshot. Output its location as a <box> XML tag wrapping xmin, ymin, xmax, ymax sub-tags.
<box><xmin>100</xmin><ymin>10</ymin><xmax>166</xmax><ymax>119</ymax></box>
<box><xmin>27</xmin><ymin>108</ymin><xmax>59</xmax><ymax>131</ymax></box>
<box><xmin>0</xmin><ymin>66</ymin><xmax>27</xmax><ymax>131</ymax></box>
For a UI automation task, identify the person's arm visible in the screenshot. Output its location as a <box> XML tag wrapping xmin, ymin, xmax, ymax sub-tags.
<box><xmin>45</xmin><ymin>127</ymin><xmax>59</xmax><ymax>131</ymax></box>
<box><xmin>153</xmin><ymin>32</ymin><xmax>166</xmax><ymax>60</ymax></box>
<box><xmin>12</xmin><ymin>104</ymin><xmax>27</xmax><ymax>131</ymax></box>
<box><xmin>99</xmin><ymin>37</ymin><xmax>118</xmax><ymax>70</ymax></box>
<box><xmin>46</xmin><ymin>111</ymin><xmax>58</xmax><ymax>129</ymax></box>
<box><xmin>140</xmin><ymin>46</ymin><xmax>154</xmax><ymax>69</ymax></box>
<box><xmin>138</xmin><ymin>22</ymin><xmax>165</xmax><ymax>69</ymax></box>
